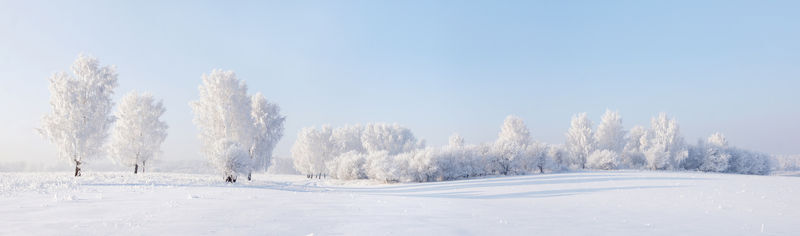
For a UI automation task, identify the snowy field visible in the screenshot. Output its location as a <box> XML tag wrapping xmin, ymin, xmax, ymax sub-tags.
<box><xmin>1</xmin><ymin>171</ymin><xmax>798</xmax><ymax>235</ymax></box>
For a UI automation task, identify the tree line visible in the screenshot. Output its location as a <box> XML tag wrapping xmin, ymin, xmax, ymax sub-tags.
<box><xmin>291</xmin><ymin>111</ymin><xmax>772</xmax><ymax>183</ymax></box>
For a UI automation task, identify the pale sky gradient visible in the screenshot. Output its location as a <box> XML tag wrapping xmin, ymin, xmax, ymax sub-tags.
<box><xmin>1</xmin><ymin>0</ymin><xmax>798</xmax><ymax>168</ymax></box>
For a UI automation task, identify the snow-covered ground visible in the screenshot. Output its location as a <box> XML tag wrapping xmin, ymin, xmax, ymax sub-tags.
<box><xmin>1</xmin><ymin>171</ymin><xmax>798</xmax><ymax>235</ymax></box>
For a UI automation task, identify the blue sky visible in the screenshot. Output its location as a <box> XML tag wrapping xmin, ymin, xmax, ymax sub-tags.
<box><xmin>1</xmin><ymin>0</ymin><xmax>799</xmax><ymax>165</ymax></box>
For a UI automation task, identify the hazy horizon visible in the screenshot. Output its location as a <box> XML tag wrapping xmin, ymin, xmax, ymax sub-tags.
<box><xmin>2</xmin><ymin>0</ymin><xmax>799</xmax><ymax>168</ymax></box>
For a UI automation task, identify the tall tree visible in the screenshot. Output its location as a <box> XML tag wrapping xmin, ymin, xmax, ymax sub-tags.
<box><xmin>109</xmin><ymin>91</ymin><xmax>168</xmax><ymax>174</ymax></box>
<box><xmin>250</xmin><ymin>93</ymin><xmax>286</xmax><ymax>177</ymax></box>
<box><xmin>494</xmin><ymin>115</ymin><xmax>531</xmax><ymax>175</ymax></box>
<box><xmin>565</xmin><ymin>113</ymin><xmax>595</xmax><ymax>169</ymax></box>
<box><xmin>642</xmin><ymin>113</ymin><xmax>687</xmax><ymax>170</ymax></box>
<box><xmin>595</xmin><ymin>109</ymin><xmax>626</xmax><ymax>153</ymax></box>
<box><xmin>39</xmin><ymin>55</ymin><xmax>118</xmax><ymax>176</ymax></box>
<box><xmin>190</xmin><ymin>69</ymin><xmax>254</xmax><ymax>182</ymax></box>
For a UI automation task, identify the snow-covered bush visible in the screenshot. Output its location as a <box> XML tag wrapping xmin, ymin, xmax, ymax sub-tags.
<box><xmin>109</xmin><ymin>91</ymin><xmax>168</xmax><ymax>174</ymax></box>
<box><xmin>698</xmin><ymin>133</ymin><xmax>730</xmax><ymax>172</ymax></box>
<box><xmin>773</xmin><ymin>155</ymin><xmax>800</xmax><ymax>171</ymax></box>
<box><xmin>728</xmin><ymin>149</ymin><xmax>771</xmax><ymax>175</ymax></box>
<box><xmin>587</xmin><ymin>149</ymin><xmax>620</xmax><ymax>170</ymax></box>
<box><xmin>39</xmin><ymin>54</ymin><xmax>118</xmax><ymax>177</ymax></box>
<box><xmin>210</xmin><ymin>139</ymin><xmax>251</xmax><ymax>182</ymax></box>
<box><xmin>326</xmin><ymin>151</ymin><xmax>367</xmax><ymax>180</ymax></box>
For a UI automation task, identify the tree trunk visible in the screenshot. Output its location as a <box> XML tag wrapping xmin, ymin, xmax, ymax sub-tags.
<box><xmin>134</xmin><ymin>164</ymin><xmax>139</xmax><ymax>174</ymax></box>
<box><xmin>247</xmin><ymin>172</ymin><xmax>252</xmax><ymax>181</ymax></box>
<box><xmin>538</xmin><ymin>165</ymin><xmax>544</xmax><ymax>173</ymax></box>
<box><xmin>74</xmin><ymin>165</ymin><xmax>81</xmax><ymax>177</ymax></box>
<box><xmin>142</xmin><ymin>161</ymin><xmax>145</xmax><ymax>173</ymax></box>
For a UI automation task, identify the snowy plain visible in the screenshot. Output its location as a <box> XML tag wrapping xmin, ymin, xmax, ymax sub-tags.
<box><xmin>1</xmin><ymin>171</ymin><xmax>798</xmax><ymax>235</ymax></box>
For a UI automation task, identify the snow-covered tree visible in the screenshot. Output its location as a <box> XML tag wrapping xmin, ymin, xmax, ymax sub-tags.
<box><xmin>361</xmin><ymin>123</ymin><xmax>421</xmax><ymax>155</ymax></box>
<box><xmin>494</xmin><ymin>115</ymin><xmax>531</xmax><ymax>175</ymax></box>
<box><xmin>642</xmin><ymin>113</ymin><xmax>687</xmax><ymax>170</ymax></box>
<box><xmin>587</xmin><ymin>149</ymin><xmax>620</xmax><ymax>170</ymax></box>
<box><xmin>565</xmin><ymin>113</ymin><xmax>595</xmax><ymax>169</ymax></box>
<box><xmin>621</xmin><ymin>125</ymin><xmax>648</xmax><ymax>168</ymax></box>
<box><xmin>697</xmin><ymin>132</ymin><xmax>730</xmax><ymax>172</ymax></box>
<box><xmin>108</xmin><ymin>91</ymin><xmax>168</xmax><ymax>174</ymax></box>
<box><xmin>39</xmin><ymin>54</ymin><xmax>118</xmax><ymax>176</ymax></box>
<box><xmin>326</xmin><ymin>151</ymin><xmax>367</xmax><ymax>180</ymax></box>
<box><xmin>190</xmin><ymin>70</ymin><xmax>254</xmax><ymax>182</ymax></box>
<box><xmin>595</xmin><ymin>109</ymin><xmax>626</xmax><ymax>153</ymax></box>
<box><xmin>250</xmin><ymin>93</ymin><xmax>285</xmax><ymax>175</ymax></box>
<box><xmin>331</xmin><ymin>124</ymin><xmax>366</xmax><ymax>155</ymax></box>
<box><xmin>448</xmin><ymin>133</ymin><xmax>465</xmax><ymax>148</ymax></box>
<box><xmin>291</xmin><ymin>126</ymin><xmax>335</xmax><ymax>178</ymax></box>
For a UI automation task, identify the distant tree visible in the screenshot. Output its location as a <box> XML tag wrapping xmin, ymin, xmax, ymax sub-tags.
<box><xmin>642</xmin><ymin>113</ymin><xmax>687</xmax><ymax>170</ymax></box>
<box><xmin>326</xmin><ymin>150</ymin><xmax>367</xmax><ymax>180</ymax></box>
<box><xmin>249</xmin><ymin>93</ymin><xmax>285</xmax><ymax>178</ymax></box>
<box><xmin>494</xmin><ymin>115</ymin><xmax>531</xmax><ymax>175</ymax></box>
<box><xmin>331</xmin><ymin>124</ymin><xmax>366</xmax><ymax>155</ymax></box>
<box><xmin>595</xmin><ymin>109</ymin><xmax>626</xmax><ymax>153</ymax></box>
<box><xmin>291</xmin><ymin>126</ymin><xmax>335</xmax><ymax>178</ymax></box>
<box><xmin>698</xmin><ymin>132</ymin><xmax>730</xmax><ymax>172</ymax></box>
<box><xmin>587</xmin><ymin>149</ymin><xmax>620</xmax><ymax>170</ymax></box>
<box><xmin>361</xmin><ymin>123</ymin><xmax>421</xmax><ymax>155</ymax></box>
<box><xmin>565</xmin><ymin>113</ymin><xmax>595</xmax><ymax>169</ymax></box>
<box><xmin>448</xmin><ymin>133</ymin><xmax>465</xmax><ymax>148</ymax></box>
<box><xmin>190</xmin><ymin>70</ymin><xmax>254</xmax><ymax>182</ymax></box>
<box><xmin>39</xmin><ymin>55</ymin><xmax>118</xmax><ymax>177</ymax></box>
<box><xmin>109</xmin><ymin>91</ymin><xmax>168</xmax><ymax>174</ymax></box>
<box><xmin>621</xmin><ymin>125</ymin><xmax>648</xmax><ymax>168</ymax></box>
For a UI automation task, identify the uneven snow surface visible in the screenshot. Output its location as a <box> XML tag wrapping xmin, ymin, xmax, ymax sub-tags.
<box><xmin>1</xmin><ymin>171</ymin><xmax>798</xmax><ymax>235</ymax></box>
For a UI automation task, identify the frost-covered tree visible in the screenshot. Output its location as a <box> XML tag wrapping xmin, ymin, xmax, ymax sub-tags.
<box><xmin>494</xmin><ymin>115</ymin><xmax>532</xmax><ymax>175</ymax></box>
<box><xmin>565</xmin><ymin>113</ymin><xmax>595</xmax><ymax>169</ymax></box>
<box><xmin>39</xmin><ymin>55</ymin><xmax>118</xmax><ymax>176</ymax></box>
<box><xmin>697</xmin><ymin>132</ymin><xmax>730</xmax><ymax>172</ymax></box>
<box><xmin>595</xmin><ymin>109</ymin><xmax>626</xmax><ymax>153</ymax></box>
<box><xmin>109</xmin><ymin>91</ymin><xmax>168</xmax><ymax>174</ymax></box>
<box><xmin>642</xmin><ymin>113</ymin><xmax>687</xmax><ymax>170</ymax></box>
<box><xmin>361</xmin><ymin>123</ymin><xmax>421</xmax><ymax>155</ymax></box>
<box><xmin>587</xmin><ymin>149</ymin><xmax>620</xmax><ymax>170</ymax></box>
<box><xmin>190</xmin><ymin>70</ymin><xmax>254</xmax><ymax>182</ymax></box>
<box><xmin>331</xmin><ymin>125</ymin><xmax>366</xmax><ymax>155</ymax></box>
<box><xmin>291</xmin><ymin>126</ymin><xmax>335</xmax><ymax>178</ymax></box>
<box><xmin>448</xmin><ymin>133</ymin><xmax>465</xmax><ymax>148</ymax></box>
<box><xmin>621</xmin><ymin>125</ymin><xmax>648</xmax><ymax>168</ymax></box>
<box><xmin>326</xmin><ymin>150</ymin><xmax>367</xmax><ymax>180</ymax></box>
<box><xmin>250</xmin><ymin>93</ymin><xmax>285</xmax><ymax>175</ymax></box>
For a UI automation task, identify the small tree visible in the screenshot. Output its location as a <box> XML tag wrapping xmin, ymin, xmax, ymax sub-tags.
<box><xmin>39</xmin><ymin>55</ymin><xmax>118</xmax><ymax>176</ymax></box>
<box><xmin>211</xmin><ymin>140</ymin><xmax>250</xmax><ymax>183</ymax></box>
<box><xmin>565</xmin><ymin>113</ymin><xmax>595</xmax><ymax>169</ymax></box>
<box><xmin>109</xmin><ymin>91</ymin><xmax>168</xmax><ymax>174</ymax></box>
